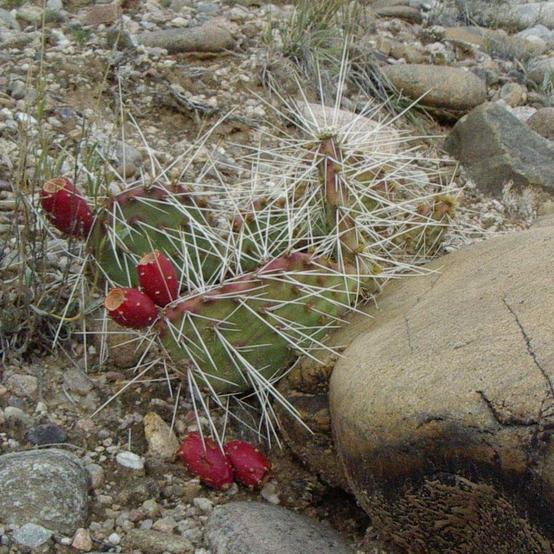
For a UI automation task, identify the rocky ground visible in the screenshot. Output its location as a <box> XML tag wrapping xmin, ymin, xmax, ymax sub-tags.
<box><xmin>1</xmin><ymin>0</ymin><xmax>554</xmax><ymax>552</ymax></box>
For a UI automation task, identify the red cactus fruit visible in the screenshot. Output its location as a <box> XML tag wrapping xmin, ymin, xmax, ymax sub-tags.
<box><xmin>137</xmin><ymin>250</ymin><xmax>179</xmax><ymax>307</ymax></box>
<box><xmin>178</xmin><ymin>432</ymin><xmax>234</xmax><ymax>490</ymax></box>
<box><xmin>224</xmin><ymin>440</ymin><xmax>271</xmax><ymax>488</ymax></box>
<box><xmin>104</xmin><ymin>288</ymin><xmax>158</xmax><ymax>329</ymax></box>
<box><xmin>40</xmin><ymin>177</ymin><xmax>93</xmax><ymax>238</ymax></box>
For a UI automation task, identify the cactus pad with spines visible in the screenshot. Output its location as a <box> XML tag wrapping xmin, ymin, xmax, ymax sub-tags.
<box><xmin>159</xmin><ymin>253</ymin><xmax>358</xmax><ymax>394</ymax></box>
<box><xmin>90</xmin><ymin>184</ymin><xmax>225</xmax><ymax>289</ymax></box>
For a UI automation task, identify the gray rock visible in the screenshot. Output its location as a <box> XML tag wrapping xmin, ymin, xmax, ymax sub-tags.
<box><xmin>26</xmin><ymin>423</ymin><xmax>67</xmax><ymax>445</ymax></box>
<box><xmin>499</xmin><ymin>82</ymin><xmax>527</xmax><ymax>107</ymax></box>
<box><xmin>124</xmin><ymin>529</ymin><xmax>193</xmax><ymax>553</ymax></box>
<box><xmin>5</xmin><ymin>373</ymin><xmax>37</xmax><ymax>398</ymax></box>
<box><xmin>495</xmin><ymin>2</ymin><xmax>554</xmax><ymax>31</ymax></box>
<box><xmin>516</xmin><ymin>24</ymin><xmax>554</xmax><ymax>45</ymax></box>
<box><xmin>527</xmin><ymin>107</ymin><xmax>554</xmax><ymax>139</ymax></box>
<box><xmin>3</xmin><ymin>406</ymin><xmax>32</xmax><ymax>427</ymax></box>
<box><xmin>0</xmin><ymin>8</ymin><xmax>20</xmax><ymax>30</ymax></box>
<box><xmin>137</xmin><ymin>18</ymin><xmax>233</xmax><ymax>53</ymax></box>
<box><xmin>445</xmin><ymin>102</ymin><xmax>554</xmax><ymax>195</ymax></box>
<box><xmin>528</xmin><ymin>57</ymin><xmax>554</xmax><ymax>86</ymax></box>
<box><xmin>375</xmin><ymin>5</ymin><xmax>422</xmax><ymax>23</ymax></box>
<box><xmin>116</xmin><ymin>451</ymin><xmax>144</xmax><ymax>470</ymax></box>
<box><xmin>330</xmin><ymin>224</ymin><xmax>554</xmax><ymax>552</ymax></box>
<box><xmin>13</xmin><ymin>523</ymin><xmax>53</xmax><ymax>549</ymax></box>
<box><xmin>205</xmin><ymin>502</ymin><xmax>354</xmax><ymax>554</ymax></box>
<box><xmin>112</xmin><ymin>140</ymin><xmax>143</xmax><ymax>179</ymax></box>
<box><xmin>0</xmin><ymin>449</ymin><xmax>90</xmax><ymax>534</ymax></box>
<box><xmin>381</xmin><ymin>64</ymin><xmax>486</xmax><ymax>112</ymax></box>
<box><xmin>63</xmin><ymin>368</ymin><xmax>94</xmax><ymax>395</ymax></box>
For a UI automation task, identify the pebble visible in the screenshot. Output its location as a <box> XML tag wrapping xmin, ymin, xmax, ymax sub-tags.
<box><xmin>193</xmin><ymin>497</ymin><xmax>213</xmax><ymax>513</ymax></box>
<box><xmin>3</xmin><ymin>406</ymin><xmax>32</xmax><ymax>427</ymax></box>
<box><xmin>143</xmin><ymin>412</ymin><xmax>179</xmax><ymax>461</ymax></box>
<box><xmin>72</xmin><ymin>528</ymin><xmax>93</xmax><ymax>551</ymax></box>
<box><xmin>116</xmin><ymin>451</ymin><xmax>144</xmax><ymax>470</ymax></box>
<box><xmin>86</xmin><ymin>463</ymin><xmax>105</xmax><ymax>489</ymax></box>
<box><xmin>260</xmin><ymin>480</ymin><xmax>280</xmax><ymax>505</ymax></box>
<box><xmin>12</xmin><ymin>523</ymin><xmax>53</xmax><ymax>549</ymax></box>
<box><xmin>108</xmin><ymin>532</ymin><xmax>121</xmax><ymax>545</ymax></box>
<box><xmin>5</xmin><ymin>373</ymin><xmax>38</xmax><ymax>398</ymax></box>
<box><xmin>26</xmin><ymin>423</ymin><xmax>67</xmax><ymax>445</ymax></box>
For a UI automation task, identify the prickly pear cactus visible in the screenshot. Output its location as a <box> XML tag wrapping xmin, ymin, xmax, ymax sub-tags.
<box><xmin>89</xmin><ymin>184</ymin><xmax>224</xmax><ymax>289</ymax></box>
<box><xmin>159</xmin><ymin>253</ymin><xmax>358</xmax><ymax>394</ymax></box>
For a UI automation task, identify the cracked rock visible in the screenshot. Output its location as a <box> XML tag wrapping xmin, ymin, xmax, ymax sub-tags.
<box><xmin>328</xmin><ymin>223</ymin><xmax>554</xmax><ymax>552</ymax></box>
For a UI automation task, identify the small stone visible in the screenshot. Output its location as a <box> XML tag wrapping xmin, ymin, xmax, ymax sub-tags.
<box><xmin>144</xmin><ymin>412</ymin><xmax>179</xmax><ymax>461</ymax></box>
<box><xmin>499</xmin><ymin>82</ymin><xmax>527</xmax><ymax>108</ymax></box>
<box><xmin>260</xmin><ymin>481</ymin><xmax>280</xmax><ymax>505</ymax></box>
<box><xmin>26</xmin><ymin>423</ymin><xmax>67</xmax><ymax>445</ymax></box>
<box><xmin>182</xmin><ymin>479</ymin><xmax>203</xmax><ymax>503</ymax></box>
<box><xmin>116</xmin><ymin>451</ymin><xmax>144</xmax><ymax>470</ymax></box>
<box><xmin>3</xmin><ymin>406</ymin><xmax>32</xmax><ymax>427</ymax></box>
<box><xmin>193</xmin><ymin>497</ymin><xmax>213</xmax><ymax>513</ymax></box>
<box><xmin>152</xmin><ymin>517</ymin><xmax>177</xmax><ymax>533</ymax></box>
<box><xmin>86</xmin><ymin>463</ymin><xmax>105</xmax><ymax>489</ymax></box>
<box><xmin>142</xmin><ymin>499</ymin><xmax>160</xmax><ymax>518</ymax></box>
<box><xmin>5</xmin><ymin>374</ymin><xmax>38</xmax><ymax>398</ymax></box>
<box><xmin>63</xmin><ymin>368</ymin><xmax>94</xmax><ymax>395</ymax></box>
<box><xmin>108</xmin><ymin>532</ymin><xmax>121</xmax><ymax>545</ymax></box>
<box><xmin>13</xmin><ymin>523</ymin><xmax>53</xmax><ymax>549</ymax></box>
<box><xmin>72</xmin><ymin>528</ymin><xmax>92</xmax><ymax>551</ymax></box>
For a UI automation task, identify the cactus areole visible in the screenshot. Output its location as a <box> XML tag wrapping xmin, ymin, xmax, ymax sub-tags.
<box><xmin>41</xmin><ymin>177</ymin><xmax>93</xmax><ymax>238</ymax></box>
<box><xmin>104</xmin><ymin>287</ymin><xmax>158</xmax><ymax>329</ymax></box>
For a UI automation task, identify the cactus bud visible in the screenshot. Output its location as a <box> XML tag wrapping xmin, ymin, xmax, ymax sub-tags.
<box><xmin>137</xmin><ymin>250</ymin><xmax>179</xmax><ymax>307</ymax></box>
<box><xmin>104</xmin><ymin>288</ymin><xmax>158</xmax><ymax>329</ymax></box>
<box><xmin>224</xmin><ymin>439</ymin><xmax>271</xmax><ymax>488</ymax></box>
<box><xmin>40</xmin><ymin>177</ymin><xmax>93</xmax><ymax>238</ymax></box>
<box><xmin>178</xmin><ymin>432</ymin><xmax>234</xmax><ymax>490</ymax></box>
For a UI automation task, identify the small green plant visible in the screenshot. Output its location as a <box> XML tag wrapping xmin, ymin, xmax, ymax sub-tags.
<box><xmin>68</xmin><ymin>24</ymin><xmax>92</xmax><ymax>45</ymax></box>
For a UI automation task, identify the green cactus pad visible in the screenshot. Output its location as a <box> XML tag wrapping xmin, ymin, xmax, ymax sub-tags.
<box><xmin>89</xmin><ymin>184</ymin><xmax>225</xmax><ymax>288</ymax></box>
<box><xmin>159</xmin><ymin>253</ymin><xmax>358</xmax><ymax>394</ymax></box>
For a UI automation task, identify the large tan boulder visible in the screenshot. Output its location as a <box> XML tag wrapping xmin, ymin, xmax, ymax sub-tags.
<box><xmin>330</xmin><ymin>224</ymin><xmax>554</xmax><ymax>552</ymax></box>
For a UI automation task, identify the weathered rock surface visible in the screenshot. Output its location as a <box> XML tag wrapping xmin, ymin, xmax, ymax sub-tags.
<box><xmin>330</xmin><ymin>224</ymin><xmax>554</xmax><ymax>552</ymax></box>
<box><xmin>494</xmin><ymin>2</ymin><xmax>554</xmax><ymax>31</ymax></box>
<box><xmin>381</xmin><ymin>64</ymin><xmax>486</xmax><ymax>112</ymax></box>
<box><xmin>528</xmin><ymin>107</ymin><xmax>554</xmax><ymax>140</ymax></box>
<box><xmin>137</xmin><ymin>19</ymin><xmax>234</xmax><ymax>53</ymax></box>
<box><xmin>445</xmin><ymin>102</ymin><xmax>554</xmax><ymax>195</ymax></box>
<box><xmin>0</xmin><ymin>449</ymin><xmax>90</xmax><ymax>534</ymax></box>
<box><xmin>205</xmin><ymin>502</ymin><xmax>355</xmax><ymax>554</ymax></box>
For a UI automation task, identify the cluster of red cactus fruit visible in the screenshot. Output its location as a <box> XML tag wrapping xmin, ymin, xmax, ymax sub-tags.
<box><xmin>177</xmin><ymin>432</ymin><xmax>271</xmax><ymax>490</ymax></box>
<box><xmin>103</xmin><ymin>250</ymin><xmax>179</xmax><ymax>329</ymax></box>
